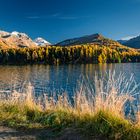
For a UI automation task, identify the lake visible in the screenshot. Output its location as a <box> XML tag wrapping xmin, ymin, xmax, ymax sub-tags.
<box><xmin>0</xmin><ymin>63</ymin><xmax>140</xmax><ymax>96</ymax></box>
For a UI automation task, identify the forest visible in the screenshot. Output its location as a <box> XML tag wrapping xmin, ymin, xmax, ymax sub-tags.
<box><xmin>0</xmin><ymin>44</ymin><xmax>140</xmax><ymax>64</ymax></box>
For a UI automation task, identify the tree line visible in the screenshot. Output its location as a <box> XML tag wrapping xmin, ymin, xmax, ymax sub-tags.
<box><xmin>0</xmin><ymin>44</ymin><xmax>140</xmax><ymax>64</ymax></box>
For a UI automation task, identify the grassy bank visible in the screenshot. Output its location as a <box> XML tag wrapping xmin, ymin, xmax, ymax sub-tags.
<box><xmin>0</xmin><ymin>72</ymin><xmax>140</xmax><ymax>139</ymax></box>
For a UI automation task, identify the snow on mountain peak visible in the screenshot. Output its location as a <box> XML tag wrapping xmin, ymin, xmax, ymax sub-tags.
<box><xmin>11</xmin><ymin>31</ymin><xmax>20</xmax><ymax>36</ymax></box>
<box><xmin>0</xmin><ymin>29</ymin><xmax>51</xmax><ymax>48</ymax></box>
<box><xmin>34</xmin><ymin>37</ymin><xmax>51</xmax><ymax>46</ymax></box>
<box><xmin>11</xmin><ymin>31</ymin><xmax>29</xmax><ymax>38</ymax></box>
<box><xmin>0</xmin><ymin>30</ymin><xmax>10</xmax><ymax>37</ymax></box>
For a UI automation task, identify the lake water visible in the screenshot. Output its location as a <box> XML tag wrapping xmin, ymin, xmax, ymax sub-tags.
<box><xmin>0</xmin><ymin>63</ymin><xmax>140</xmax><ymax>96</ymax></box>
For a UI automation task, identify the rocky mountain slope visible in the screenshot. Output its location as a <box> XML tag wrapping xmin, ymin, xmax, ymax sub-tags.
<box><xmin>0</xmin><ymin>30</ymin><xmax>51</xmax><ymax>49</ymax></box>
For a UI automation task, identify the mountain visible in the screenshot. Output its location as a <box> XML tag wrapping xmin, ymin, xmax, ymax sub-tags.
<box><xmin>0</xmin><ymin>30</ymin><xmax>51</xmax><ymax>49</ymax></box>
<box><xmin>34</xmin><ymin>37</ymin><xmax>51</xmax><ymax>46</ymax></box>
<box><xmin>0</xmin><ymin>30</ymin><xmax>38</xmax><ymax>49</ymax></box>
<box><xmin>118</xmin><ymin>35</ymin><xmax>140</xmax><ymax>49</ymax></box>
<box><xmin>0</xmin><ymin>31</ymin><xmax>10</xmax><ymax>37</ymax></box>
<box><xmin>117</xmin><ymin>39</ymin><xmax>128</xmax><ymax>44</ymax></box>
<box><xmin>0</xmin><ymin>30</ymin><xmax>134</xmax><ymax>49</ymax></box>
<box><xmin>56</xmin><ymin>33</ymin><xmax>121</xmax><ymax>47</ymax></box>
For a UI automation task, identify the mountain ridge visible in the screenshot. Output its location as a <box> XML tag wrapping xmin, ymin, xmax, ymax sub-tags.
<box><xmin>56</xmin><ymin>33</ymin><xmax>123</xmax><ymax>47</ymax></box>
<box><xmin>0</xmin><ymin>29</ymin><xmax>136</xmax><ymax>49</ymax></box>
<box><xmin>0</xmin><ymin>30</ymin><xmax>51</xmax><ymax>49</ymax></box>
<box><xmin>118</xmin><ymin>35</ymin><xmax>140</xmax><ymax>49</ymax></box>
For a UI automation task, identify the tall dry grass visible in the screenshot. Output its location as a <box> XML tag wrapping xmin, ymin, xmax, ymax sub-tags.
<box><xmin>0</xmin><ymin>71</ymin><xmax>139</xmax><ymax>120</ymax></box>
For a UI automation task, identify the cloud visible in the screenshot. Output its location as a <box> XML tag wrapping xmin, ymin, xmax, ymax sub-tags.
<box><xmin>58</xmin><ymin>16</ymin><xmax>80</xmax><ymax>20</ymax></box>
<box><xmin>26</xmin><ymin>14</ymin><xmax>92</xmax><ymax>20</ymax></box>
<box><xmin>26</xmin><ymin>13</ymin><xmax>60</xmax><ymax>19</ymax></box>
<box><xmin>51</xmin><ymin>13</ymin><xmax>61</xmax><ymax>17</ymax></box>
<box><xmin>57</xmin><ymin>15</ymin><xmax>92</xmax><ymax>20</ymax></box>
<box><xmin>27</xmin><ymin>16</ymin><xmax>41</xmax><ymax>19</ymax></box>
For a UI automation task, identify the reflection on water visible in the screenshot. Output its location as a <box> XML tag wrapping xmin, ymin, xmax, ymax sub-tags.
<box><xmin>0</xmin><ymin>63</ymin><xmax>140</xmax><ymax>95</ymax></box>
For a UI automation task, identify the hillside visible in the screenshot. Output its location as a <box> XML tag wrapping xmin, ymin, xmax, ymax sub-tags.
<box><xmin>0</xmin><ymin>30</ymin><xmax>51</xmax><ymax>49</ymax></box>
<box><xmin>56</xmin><ymin>33</ymin><xmax>124</xmax><ymax>48</ymax></box>
<box><xmin>123</xmin><ymin>35</ymin><xmax>140</xmax><ymax>49</ymax></box>
<box><xmin>118</xmin><ymin>35</ymin><xmax>140</xmax><ymax>49</ymax></box>
<box><xmin>0</xmin><ymin>31</ymin><xmax>37</xmax><ymax>49</ymax></box>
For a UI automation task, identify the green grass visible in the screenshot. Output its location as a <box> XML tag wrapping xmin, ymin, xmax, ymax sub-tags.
<box><xmin>0</xmin><ymin>103</ymin><xmax>140</xmax><ymax>139</ymax></box>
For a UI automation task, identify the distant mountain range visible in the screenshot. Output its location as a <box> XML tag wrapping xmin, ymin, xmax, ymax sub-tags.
<box><xmin>118</xmin><ymin>35</ymin><xmax>140</xmax><ymax>49</ymax></box>
<box><xmin>57</xmin><ymin>33</ymin><xmax>140</xmax><ymax>49</ymax></box>
<box><xmin>1</xmin><ymin>29</ymin><xmax>140</xmax><ymax>49</ymax></box>
<box><xmin>0</xmin><ymin>30</ymin><xmax>51</xmax><ymax>49</ymax></box>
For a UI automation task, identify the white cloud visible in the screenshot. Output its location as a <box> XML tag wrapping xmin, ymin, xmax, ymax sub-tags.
<box><xmin>58</xmin><ymin>15</ymin><xmax>92</xmax><ymax>20</ymax></box>
<box><xmin>26</xmin><ymin>14</ymin><xmax>92</xmax><ymax>20</ymax></box>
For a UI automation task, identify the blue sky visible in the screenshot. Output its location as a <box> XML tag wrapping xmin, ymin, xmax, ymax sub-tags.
<box><xmin>0</xmin><ymin>0</ymin><xmax>140</xmax><ymax>43</ymax></box>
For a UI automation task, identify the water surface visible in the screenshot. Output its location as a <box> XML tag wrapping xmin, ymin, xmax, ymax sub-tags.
<box><xmin>0</xmin><ymin>63</ymin><xmax>140</xmax><ymax>96</ymax></box>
